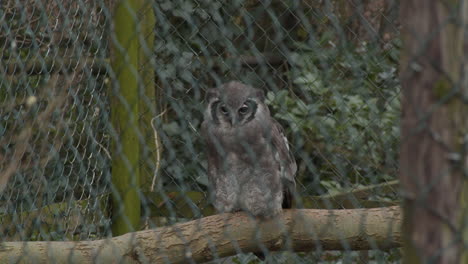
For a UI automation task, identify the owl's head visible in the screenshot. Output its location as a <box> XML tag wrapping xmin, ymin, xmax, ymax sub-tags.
<box><xmin>205</xmin><ymin>81</ymin><xmax>269</xmax><ymax>127</ymax></box>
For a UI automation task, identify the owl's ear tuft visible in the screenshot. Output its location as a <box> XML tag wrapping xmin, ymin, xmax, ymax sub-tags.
<box><xmin>205</xmin><ymin>88</ymin><xmax>219</xmax><ymax>102</ymax></box>
<box><xmin>253</xmin><ymin>88</ymin><xmax>265</xmax><ymax>102</ymax></box>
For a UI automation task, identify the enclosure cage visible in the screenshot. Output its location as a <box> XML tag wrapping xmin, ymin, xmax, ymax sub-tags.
<box><xmin>1</xmin><ymin>0</ymin><xmax>465</xmax><ymax>263</ymax></box>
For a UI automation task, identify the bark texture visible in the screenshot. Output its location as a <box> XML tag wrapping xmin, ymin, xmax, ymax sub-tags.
<box><xmin>0</xmin><ymin>207</ymin><xmax>402</xmax><ymax>263</ymax></box>
<box><xmin>400</xmin><ymin>1</ymin><xmax>468</xmax><ymax>263</ymax></box>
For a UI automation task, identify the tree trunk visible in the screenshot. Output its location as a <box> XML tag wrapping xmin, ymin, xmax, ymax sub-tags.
<box><xmin>0</xmin><ymin>207</ymin><xmax>402</xmax><ymax>263</ymax></box>
<box><xmin>400</xmin><ymin>1</ymin><xmax>468</xmax><ymax>263</ymax></box>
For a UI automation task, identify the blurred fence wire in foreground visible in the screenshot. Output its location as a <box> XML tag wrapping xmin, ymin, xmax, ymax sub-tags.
<box><xmin>1</xmin><ymin>0</ymin><xmax>464</xmax><ymax>263</ymax></box>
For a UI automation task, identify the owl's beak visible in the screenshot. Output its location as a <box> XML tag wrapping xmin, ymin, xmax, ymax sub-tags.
<box><xmin>230</xmin><ymin>115</ymin><xmax>238</xmax><ymax>126</ymax></box>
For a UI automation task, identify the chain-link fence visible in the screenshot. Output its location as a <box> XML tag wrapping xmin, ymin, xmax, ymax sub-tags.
<box><xmin>0</xmin><ymin>0</ymin><xmax>466</xmax><ymax>263</ymax></box>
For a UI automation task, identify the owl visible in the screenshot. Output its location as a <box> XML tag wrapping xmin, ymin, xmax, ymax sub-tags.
<box><xmin>201</xmin><ymin>81</ymin><xmax>297</xmax><ymax>218</ymax></box>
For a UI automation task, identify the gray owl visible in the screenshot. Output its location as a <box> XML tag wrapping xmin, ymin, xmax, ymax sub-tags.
<box><xmin>201</xmin><ymin>81</ymin><xmax>297</xmax><ymax>218</ymax></box>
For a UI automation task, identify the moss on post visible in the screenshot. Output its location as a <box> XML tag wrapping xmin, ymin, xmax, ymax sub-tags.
<box><xmin>137</xmin><ymin>0</ymin><xmax>157</xmax><ymax>193</ymax></box>
<box><xmin>110</xmin><ymin>0</ymin><xmax>142</xmax><ymax>235</ymax></box>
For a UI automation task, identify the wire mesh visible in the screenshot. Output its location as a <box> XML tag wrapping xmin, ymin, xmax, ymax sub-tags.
<box><xmin>1</xmin><ymin>0</ymin><xmax>463</xmax><ymax>263</ymax></box>
<box><xmin>1</xmin><ymin>0</ymin><xmax>112</xmax><ymax>241</ymax></box>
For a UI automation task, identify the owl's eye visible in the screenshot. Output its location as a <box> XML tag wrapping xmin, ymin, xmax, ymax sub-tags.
<box><xmin>220</xmin><ymin>105</ymin><xmax>229</xmax><ymax>115</ymax></box>
<box><xmin>238</xmin><ymin>104</ymin><xmax>249</xmax><ymax>115</ymax></box>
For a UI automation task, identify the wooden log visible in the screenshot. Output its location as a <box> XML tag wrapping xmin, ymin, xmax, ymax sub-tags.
<box><xmin>0</xmin><ymin>206</ymin><xmax>402</xmax><ymax>263</ymax></box>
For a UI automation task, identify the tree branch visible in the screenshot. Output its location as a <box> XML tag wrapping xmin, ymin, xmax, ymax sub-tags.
<box><xmin>0</xmin><ymin>181</ymin><xmax>400</xmax><ymax>239</ymax></box>
<box><xmin>0</xmin><ymin>206</ymin><xmax>402</xmax><ymax>263</ymax></box>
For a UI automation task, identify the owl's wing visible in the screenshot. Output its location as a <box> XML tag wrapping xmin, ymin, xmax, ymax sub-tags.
<box><xmin>271</xmin><ymin>120</ymin><xmax>297</xmax><ymax>208</ymax></box>
<box><xmin>201</xmin><ymin>121</ymin><xmax>219</xmax><ymax>186</ymax></box>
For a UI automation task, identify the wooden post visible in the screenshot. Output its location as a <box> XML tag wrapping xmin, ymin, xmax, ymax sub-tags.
<box><xmin>109</xmin><ymin>0</ymin><xmax>142</xmax><ymax>235</ymax></box>
<box><xmin>400</xmin><ymin>1</ymin><xmax>468</xmax><ymax>263</ymax></box>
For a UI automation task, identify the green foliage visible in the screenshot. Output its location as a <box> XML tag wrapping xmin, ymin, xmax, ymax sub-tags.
<box><xmin>267</xmin><ymin>40</ymin><xmax>401</xmax><ymax>195</ymax></box>
<box><xmin>152</xmin><ymin>0</ymin><xmax>256</xmax><ymax>194</ymax></box>
<box><xmin>152</xmin><ymin>0</ymin><xmax>401</xmax><ymax>202</ymax></box>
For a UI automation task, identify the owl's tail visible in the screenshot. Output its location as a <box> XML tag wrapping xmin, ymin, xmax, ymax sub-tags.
<box><xmin>282</xmin><ymin>180</ymin><xmax>295</xmax><ymax>208</ymax></box>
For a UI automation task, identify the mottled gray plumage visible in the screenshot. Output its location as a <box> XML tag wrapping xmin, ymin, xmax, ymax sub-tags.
<box><xmin>201</xmin><ymin>81</ymin><xmax>297</xmax><ymax>218</ymax></box>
